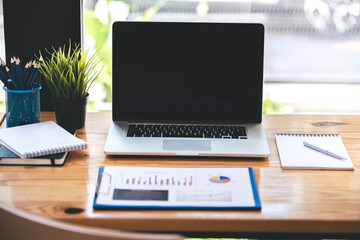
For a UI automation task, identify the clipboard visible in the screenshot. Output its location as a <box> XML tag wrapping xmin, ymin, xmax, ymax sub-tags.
<box><xmin>93</xmin><ymin>166</ymin><xmax>261</xmax><ymax>210</ymax></box>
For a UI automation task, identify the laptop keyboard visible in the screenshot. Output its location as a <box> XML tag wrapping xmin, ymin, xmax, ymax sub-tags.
<box><xmin>127</xmin><ymin>124</ymin><xmax>247</xmax><ymax>139</ymax></box>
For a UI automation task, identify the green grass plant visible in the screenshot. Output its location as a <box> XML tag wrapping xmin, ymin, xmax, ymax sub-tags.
<box><xmin>39</xmin><ymin>43</ymin><xmax>103</xmax><ymax>100</ymax></box>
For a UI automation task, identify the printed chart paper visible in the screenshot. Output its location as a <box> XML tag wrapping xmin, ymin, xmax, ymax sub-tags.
<box><xmin>94</xmin><ymin>166</ymin><xmax>260</xmax><ymax>209</ymax></box>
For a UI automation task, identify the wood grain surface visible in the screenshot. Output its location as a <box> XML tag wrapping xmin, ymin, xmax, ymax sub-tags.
<box><xmin>0</xmin><ymin>112</ymin><xmax>359</xmax><ymax>237</ymax></box>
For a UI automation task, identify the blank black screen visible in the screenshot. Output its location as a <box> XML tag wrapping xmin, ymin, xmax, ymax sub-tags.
<box><xmin>113</xmin><ymin>22</ymin><xmax>264</xmax><ymax>124</ymax></box>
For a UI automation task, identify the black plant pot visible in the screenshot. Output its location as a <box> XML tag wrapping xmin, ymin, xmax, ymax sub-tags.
<box><xmin>52</xmin><ymin>93</ymin><xmax>89</xmax><ymax>132</ymax></box>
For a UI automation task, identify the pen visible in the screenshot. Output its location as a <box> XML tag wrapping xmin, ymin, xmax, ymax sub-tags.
<box><xmin>303</xmin><ymin>141</ymin><xmax>347</xmax><ymax>160</ymax></box>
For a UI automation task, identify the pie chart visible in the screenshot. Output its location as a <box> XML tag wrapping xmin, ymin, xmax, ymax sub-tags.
<box><xmin>209</xmin><ymin>176</ymin><xmax>231</xmax><ymax>184</ymax></box>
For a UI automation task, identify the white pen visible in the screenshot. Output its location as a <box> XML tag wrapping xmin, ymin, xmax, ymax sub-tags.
<box><xmin>303</xmin><ymin>141</ymin><xmax>347</xmax><ymax>160</ymax></box>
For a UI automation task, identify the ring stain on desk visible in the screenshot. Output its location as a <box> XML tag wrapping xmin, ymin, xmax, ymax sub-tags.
<box><xmin>312</xmin><ymin>121</ymin><xmax>343</xmax><ymax>127</ymax></box>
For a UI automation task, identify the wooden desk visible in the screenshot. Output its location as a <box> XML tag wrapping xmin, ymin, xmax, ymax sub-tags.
<box><xmin>0</xmin><ymin>112</ymin><xmax>359</xmax><ymax>238</ymax></box>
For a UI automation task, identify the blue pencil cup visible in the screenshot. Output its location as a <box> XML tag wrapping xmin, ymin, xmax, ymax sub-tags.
<box><xmin>3</xmin><ymin>85</ymin><xmax>42</xmax><ymax>128</ymax></box>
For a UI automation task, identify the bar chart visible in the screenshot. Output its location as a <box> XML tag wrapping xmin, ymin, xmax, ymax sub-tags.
<box><xmin>123</xmin><ymin>171</ymin><xmax>194</xmax><ymax>188</ymax></box>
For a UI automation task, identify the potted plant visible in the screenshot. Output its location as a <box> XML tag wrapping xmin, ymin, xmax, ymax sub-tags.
<box><xmin>39</xmin><ymin>43</ymin><xmax>103</xmax><ymax>132</ymax></box>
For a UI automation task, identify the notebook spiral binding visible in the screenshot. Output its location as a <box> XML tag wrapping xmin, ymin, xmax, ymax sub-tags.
<box><xmin>25</xmin><ymin>143</ymin><xmax>87</xmax><ymax>158</ymax></box>
<box><xmin>276</xmin><ymin>133</ymin><xmax>339</xmax><ymax>137</ymax></box>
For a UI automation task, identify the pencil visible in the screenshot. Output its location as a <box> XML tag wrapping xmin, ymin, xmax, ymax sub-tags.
<box><xmin>6</xmin><ymin>67</ymin><xmax>18</xmax><ymax>90</ymax></box>
<box><xmin>23</xmin><ymin>62</ymin><xmax>30</xmax><ymax>88</ymax></box>
<box><xmin>10</xmin><ymin>57</ymin><xmax>20</xmax><ymax>89</ymax></box>
<box><xmin>27</xmin><ymin>62</ymin><xmax>40</xmax><ymax>89</ymax></box>
<box><xmin>15</xmin><ymin>58</ymin><xmax>23</xmax><ymax>89</ymax></box>
<box><xmin>0</xmin><ymin>58</ymin><xmax>9</xmax><ymax>86</ymax></box>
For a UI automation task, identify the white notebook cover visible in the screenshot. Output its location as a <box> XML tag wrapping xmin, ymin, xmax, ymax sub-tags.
<box><xmin>275</xmin><ymin>133</ymin><xmax>354</xmax><ymax>170</ymax></box>
<box><xmin>0</xmin><ymin>121</ymin><xmax>88</xmax><ymax>158</ymax></box>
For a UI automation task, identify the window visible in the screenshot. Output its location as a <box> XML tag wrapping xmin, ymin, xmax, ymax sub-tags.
<box><xmin>85</xmin><ymin>0</ymin><xmax>360</xmax><ymax>113</ymax></box>
<box><xmin>0</xmin><ymin>0</ymin><xmax>6</xmax><ymax>111</ymax></box>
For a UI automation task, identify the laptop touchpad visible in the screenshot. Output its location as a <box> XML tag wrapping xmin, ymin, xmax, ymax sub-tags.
<box><xmin>163</xmin><ymin>140</ymin><xmax>211</xmax><ymax>151</ymax></box>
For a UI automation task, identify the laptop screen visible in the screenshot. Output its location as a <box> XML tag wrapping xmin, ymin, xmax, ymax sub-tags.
<box><xmin>112</xmin><ymin>22</ymin><xmax>264</xmax><ymax>124</ymax></box>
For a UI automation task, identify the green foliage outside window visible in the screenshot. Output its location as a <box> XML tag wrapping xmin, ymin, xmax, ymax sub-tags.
<box><xmin>83</xmin><ymin>1</ymin><xmax>115</xmax><ymax>103</ymax></box>
<box><xmin>263</xmin><ymin>98</ymin><xmax>278</xmax><ymax>114</ymax></box>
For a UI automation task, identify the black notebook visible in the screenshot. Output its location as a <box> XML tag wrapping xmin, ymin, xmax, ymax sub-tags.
<box><xmin>0</xmin><ymin>145</ymin><xmax>69</xmax><ymax>166</ymax></box>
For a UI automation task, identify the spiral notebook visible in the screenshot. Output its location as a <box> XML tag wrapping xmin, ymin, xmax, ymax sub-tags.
<box><xmin>275</xmin><ymin>133</ymin><xmax>354</xmax><ymax>170</ymax></box>
<box><xmin>0</xmin><ymin>121</ymin><xmax>87</xmax><ymax>159</ymax></box>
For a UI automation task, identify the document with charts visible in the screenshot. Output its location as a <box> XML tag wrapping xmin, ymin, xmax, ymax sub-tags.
<box><xmin>93</xmin><ymin>166</ymin><xmax>261</xmax><ymax>209</ymax></box>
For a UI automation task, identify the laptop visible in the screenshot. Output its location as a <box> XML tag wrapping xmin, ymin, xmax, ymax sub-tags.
<box><xmin>104</xmin><ymin>21</ymin><xmax>270</xmax><ymax>157</ymax></box>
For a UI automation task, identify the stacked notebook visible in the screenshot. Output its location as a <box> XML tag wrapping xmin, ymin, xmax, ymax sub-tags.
<box><xmin>0</xmin><ymin>121</ymin><xmax>88</xmax><ymax>166</ymax></box>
